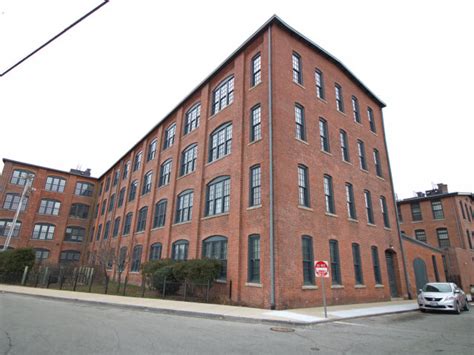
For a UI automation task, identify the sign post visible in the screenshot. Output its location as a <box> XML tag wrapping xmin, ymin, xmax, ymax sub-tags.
<box><xmin>314</xmin><ymin>260</ymin><xmax>330</xmax><ymax>318</ymax></box>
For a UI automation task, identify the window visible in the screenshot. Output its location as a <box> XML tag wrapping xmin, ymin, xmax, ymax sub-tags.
<box><xmin>184</xmin><ymin>104</ymin><xmax>200</xmax><ymax>135</ymax></box>
<box><xmin>123</xmin><ymin>161</ymin><xmax>130</xmax><ymax>180</ymax></box>
<box><xmin>142</xmin><ymin>171</ymin><xmax>153</xmax><ymax>195</ymax></box>
<box><xmin>101</xmin><ymin>200</ymin><xmax>106</xmax><ymax>216</ymax></box>
<box><xmin>373</xmin><ymin>149</ymin><xmax>382</xmax><ymax>177</ymax></box>
<box><xmin>38</xmin><ymin>199</ymin><xmax>60</xmax><ymax>215</ymax></box>
<box><xmin>180</xmin><ymin>144</ymin><xmax>197</xmax><ymax>176</ymax></box>
<box><xmin>432</xmin><ymin>255</ymin><xmax>440</xmax><ymax>282</ymax></box>
<box><xmin>411</xmin><ymin>202</ymin><xmax>422</xmax><ymax>221</ymax></box>
<box><xmin>75</xmin><ymin>182</ymin><xmax>94</xmax><ymax>196</ymax></box>
<box><xmin>350</xmin><ymin>96</ymin><xmax>360</xmax><ymax>123</ymax></box>
<box><xmin>340</xmin><ymin>130</ymin><xmax>350</xmax><ymax>162</ymax></box>
<box><xmin>364</xmin><ymin>190</ymin><xmax>374</xmax><ymax>224</ymax></box>
<box><xmin>415</xmin><ymin>229</ymin><xmax>427</xmax><ymax>242</ymax></box>
<box><xmin>431</xmin><ymin>200</ymin><xmax>444</xmax><ymax>219</ymax></box>
<box><xmin>203</xmin><ymin>236</ymin><xmax>228</xmax><ymax>280</ymax></box>
<box><xmin>96</xmin><ymin>224</ymin><xmax>102</xmax><ymax>241</ymax></box>
<box><xmin>105</xmin><ymin>176</ymin><xmax>110</xmax><ymax>192</ymax></box>
<box><xmin>3</xmin><ymin>193</ymin><xmax>28</xmax><ymax>211</ymax></box>
<box><xmin>32</xmin><ymin>223</ymin><xmax>55</xmax><ymax>240</ymax></box>
<box><xmin>163</xmin><ymin>123</ymin><xmax>176</xmax><ymax>149</ymax></box>
<box><xmin>60</xmin><ymin>250</ymin><xmax>80</xmax><ymax>263</ymax></box>
<box><xmin>149</xmin><ymin>243</ymin><xmax>162</xmax><ymax>260</ymax></box>
<box><xmin>368</xmin><ymin>107</ymin><xmax>376</xmax><ymax>133</ymax></box>
<box><xmin>158</xmin><ymin>159</ymin><xmax>172</xmax><ymax>187</ymax></box>
<box><xmin>250</xmin><ymin>105</ymin><xmax>262</xmax><ymax>142</ymax></box>
<box><xmin>212</xmin><ymin>76</ymin><xmax>234</xmax><ymax>114</ymax></box>
<box><xmin>136</xmin><ymin>206</ymin><xmax>148</xmax><ymax>232</ymax></box>
<box><xmin>459</xmin><ymin>201</ymin><xmax>466</xmax><ymax>219</ymax></box>
<box><xmin>335</xmin><ymin>84</ymin><xmax>344</xmax><ymax>112</ymax></box>
<box><xmin>466</xmin><ymin>204</ymin><xmax>471</xmax><ymax>222</ymax></box>
<box><xmin>129</xmin><ymin>180</ymin><xmax>138</xmax><ymax>201</ymax></box>
<box><xmin>294</xmin><ymin>104</ymin><xmax>306</xmax><ymax>141</ymax></box>
<box><xmin>0</xmin><ymin>219</ymin><xmax>21</xmax><ymax>237</ymax></box>
<box><xmin>118</xmin><ymin>247</ymin><xmax>127</xmax><ymax>272</ymax></box>
<box><xmin>98</xmin><ymin>182</ymin><xmax>104</xmax><ymax>196</ymax></box>
<box><xmin>123</xmin><ymin>212</ymin><xmax>133</xmax><ymax>235</ymax></box>
<box><xmin>64</xmin><ymin>226</ymin><xmax>85</xmax><ymax>242</ymax></box>
<box><xmin>251</xmin><ymin>53</ymin><xmax>261</xmax><ymax>86</ymax></box>
<box><xmin>324</xmin><ymin>175</ymin><xmax>335</xmax><ymax>214</ymax></box>
<box><xmin>380</xmin><ymin>196</ymin><xmax>390</xmax><ymax>228</ymax></box>
<box><xmin>371</xmin><ymin>246</ymin><xmax>382</xmax><ymax>284</ymax></box>
<box><xmin>345</xmin><ymin>183</ymin><xmax>357</xmax><ymax>219</ymax></box>
<box><xmin>45</xmin><ymin>176</ymin><xmax>66</xmax><ymax>192</ymax></box>
<box><xmin>302</xmin><ymin>236</ymin><xmax>315</xmax><ymax>285</ymax></box>
<box><xmin>108</xmin><ymin>194</ymin><xmax>115</xmax><ymax>212</ymax></box>
<box><xmin>352</xmin><ymin>243</ymin><xmax>363</xmax><ymax>285</ymax></box>
<box><xmin>209</xmin><ymin>122</ymin><xmax>232</xmax><ymax>162</ymax></box>
<box><xmin>172</xmin><ymin>240</ymin><xmax>188</xmax><ymax>261</ymax></box>
<box><xmin>131</xmin><ymin>245</ymin><xmax>142</xmax><ymax>272</ymax></box>
<box><xmin>94</xmin><ymin>204</ymin><xmax>99</xmax><ymax>218</ymax></box>
<box><xmin>357</xmin><ymin>140</ymin><xmax>367</xmax><ymax>170</ymax></box>
<box><xmin>147</xmin><ymin>139</ymin><xmax>157</xmax><ymax>161</ymax></box>
<box><xmin>248</xmin><ymin>234</ymin><xmax>260</xmax><ymax>283</ymax></box>
<box><xmin>319</xmin><ymin>118</ymin><xmax>330</xmax><ymax>152</ymax></box>
<box><xmin>103</xmin><ymin>221</ymin><xmax>110</xmax><ymax>240</ymax></box>
<box><xmin>153</xmin><ymin>199</ymin><xmax>167</xmax><ymax>228</ymax></box>
<box><xmin>133</xmin><ymin>152</ymin><xmax>142</xmax><ymax>172</ymax></box>
<box><xmin>89</xmin><ymin>227</ymin><xmax>94</xmax><ymax>242</ymax></box>
<box><xmin>34</xmin><ymin>248</ymin><xmax>50</xmax><ymax>261</ymax></box>
<box><xmin>175</xmin><ymin>190</ymin><xmax>193</xmax><ymax>223</ymax></box>
<box><xmin>206</xmin><ymin>176</ymin><xmax>230</xmax><ymax>216</ymax></box>
<box><xmin>467</xmin><ymin>230</ymin><xmax>473</xmax><ymax>250</ymax></box>
<box><xmin>118</xmin><ymin>187</ymin><xmax>126</xmax><ymax>207</ymax></box>
<box><xmin>437</xmin><ymin>228</ymin><xmax>450</xmax><ymax>248</ymax></box>
<box><xmin>113</xmin><ymin>169</ymin><xmax>120</xmax><ymax>186</ymax></box>
<box><xmin>292</xmin><ymin>52</ymin><xmax>302</xmax><ymax>84</ymax></box>
<box><xmin>249</xmin><ymin>165</ymin><xmax>261</xmax><ymax>207</ymax></box>
<box><xmin>397</xmin><ymin>206</ymin><xmax>403</xmax><ymax>222</ymax></box>
<box><xmin>315</xmin><ymin>69</ymin><xmax>325</xmax><ymax>99</ymax></box>
<box><xmin>298</xmin><ymin>165</ymin><xmax>310</xmax><ymax>207</ymax></box>
<box><xmin>10</xmin><ymin>169</ymin><xmax>34</xmax><ymax>185</ymax></box>
<box><xmin>329</xmin><ymin>239</ymin><xmax>341</xmax><ymax>285</ymax></box>
<box><xmin>112</xmin><ymin>217</ymin><xmax>121</xmax><ymax>238</ymax></box>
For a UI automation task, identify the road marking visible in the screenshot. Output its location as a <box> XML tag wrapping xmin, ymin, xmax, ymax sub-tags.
<box><xmin>333</xmin><ymin>321</ymin><xmax>368</xmax><ymax>327</ymax></box>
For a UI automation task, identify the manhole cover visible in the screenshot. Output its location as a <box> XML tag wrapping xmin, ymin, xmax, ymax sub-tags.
<box><xmin>270</xmin><ymin>327</ymin><xmax>295</xmax><ymax>333</ymax></box>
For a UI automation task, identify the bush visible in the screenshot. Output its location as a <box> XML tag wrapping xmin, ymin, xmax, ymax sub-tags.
<box><xmin>0</xmin><ymin>248</ymin><xmax>35</xmax><ymax>280</ymax></box>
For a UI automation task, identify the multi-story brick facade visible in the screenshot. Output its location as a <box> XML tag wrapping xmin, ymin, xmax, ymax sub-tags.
<box><xmin>398</xmin><ymin>184</ymin><xmax>474</xmax><ymax>294</ymax></box>
<box><xmin>0</xmin><ymin>159</ymin><xmax>96</xmax><ymax>263</ymax></box>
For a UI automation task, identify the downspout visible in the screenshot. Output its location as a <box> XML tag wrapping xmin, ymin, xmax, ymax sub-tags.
<box><xmin>380</xmin><ymin>110</ymin><xmax>412</xmax><ymax>299</ymax></box>
<box><xmin>268</xmin><ymin>25</ymin><xmax>276</xmax><ymax>309</ymax></box>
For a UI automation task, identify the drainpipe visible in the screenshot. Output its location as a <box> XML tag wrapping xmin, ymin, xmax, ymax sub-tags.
<box><xmin>267</xmin><ymin>25</ymin><xmax>276</xmax><ymax>310</ymax></box>
<box><xmin>380</xmin><ymin>110</ymin><xmax>412</xmax><ymax>299</ymax></box>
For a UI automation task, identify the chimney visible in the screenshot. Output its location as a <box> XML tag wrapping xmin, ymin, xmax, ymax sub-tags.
<box><xmin>437</xmin><ymin>183</ymin><xmax>448</xmax><ymax>193</ymax></box>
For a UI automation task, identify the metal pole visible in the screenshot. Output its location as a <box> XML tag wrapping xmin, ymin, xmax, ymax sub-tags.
<box><xmin>321</xmin><ymin>277</ymin><xmax>327</xmax><ymax>318</ymax></box>
<box><xmin>1</xmin><ymin>174</ymin><xmax>33</xmax><ymax>252</ymax></box>
<box><xmin>21</xmin><ymin>266</ymin><xmax>29</xmax><ymax>285</ymax></box>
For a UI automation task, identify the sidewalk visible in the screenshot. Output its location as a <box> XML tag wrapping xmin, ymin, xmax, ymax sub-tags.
<box><xmin>0</xmin><ymin>284</ymin><xmax>418</xmax><ymax>326</ymax></box>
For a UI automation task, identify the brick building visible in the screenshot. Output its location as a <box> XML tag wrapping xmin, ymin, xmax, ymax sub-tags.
<box><xmin>0</xmin><ymin>159</ymin><xmax>96</xmax><ymax>263</ymax></box>
<box><xmin>398</xmin><ymin>184</ymin><xmax>474</xmax><ymax>294</ymax></box>
<box><xmin>1</xmin><ymin>16</ymin><xmax>449</xmax><ymax>308</ymax></box>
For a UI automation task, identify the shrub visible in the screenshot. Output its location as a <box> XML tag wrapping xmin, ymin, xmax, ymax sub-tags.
<box><xmin>0</xmin><ymin>248</ymin><xmax>35</xmax><ymax>281</ymax></box>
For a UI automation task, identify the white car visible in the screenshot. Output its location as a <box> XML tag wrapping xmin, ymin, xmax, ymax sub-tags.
<box><xmin>418</xmin><ymin>282</ymin><xmax>470</xmax><ymax>314</ymax></box>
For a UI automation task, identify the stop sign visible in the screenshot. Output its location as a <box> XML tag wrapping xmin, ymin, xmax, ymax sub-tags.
<box><xmin>314</xmin><ymin>260</ymin><xmax>329</xmax><ymax>278</ymax></box>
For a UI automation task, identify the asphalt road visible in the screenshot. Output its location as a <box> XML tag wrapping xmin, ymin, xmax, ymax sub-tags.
<box><xmin>0</xmin><ymin>293</ymin><xmax>472</xmax><ymax>354</ymax></box>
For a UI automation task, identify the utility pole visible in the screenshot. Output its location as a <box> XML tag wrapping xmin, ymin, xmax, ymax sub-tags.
<box><xmin>1</xmin><ymin>174</ymin><xmax>34</xmax><ymax>252</ymax></box>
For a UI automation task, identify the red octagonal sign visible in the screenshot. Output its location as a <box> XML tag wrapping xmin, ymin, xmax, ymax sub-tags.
<box><xmin>314</xmin><ymin>260</ymin><xmax>330</xmax><ymax>278</ymax></box>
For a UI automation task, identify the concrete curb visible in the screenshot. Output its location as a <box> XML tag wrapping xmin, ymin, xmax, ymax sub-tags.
<box><xmin>1</xmin><ymin>289</ymin><xmax>419</xmax><ymax>327</ymax></box>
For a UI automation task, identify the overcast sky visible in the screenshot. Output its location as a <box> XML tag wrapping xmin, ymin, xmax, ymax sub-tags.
<box><xmin>0</xmin><ymin>0</ymin><xmax>472</xmax><ymax>199</ymax></box>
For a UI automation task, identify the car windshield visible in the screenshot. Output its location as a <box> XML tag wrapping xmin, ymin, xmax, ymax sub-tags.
<box><xmin>423</xmin><ymin>284</ymin><xmax>452</xmax><ymax>293</ymax></box>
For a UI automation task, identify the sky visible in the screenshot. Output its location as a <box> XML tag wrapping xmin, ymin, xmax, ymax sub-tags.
<box><xmin>0</xmin><ymin>0</ymin><xmax>472</xmax><ymax>199</ymax></box>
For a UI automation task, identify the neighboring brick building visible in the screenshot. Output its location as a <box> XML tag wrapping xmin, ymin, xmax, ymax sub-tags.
<box><xmin>0</xmin><ymin>159</ymin><xmax>96</xmax><ymax>263</ymax></box>
<box><xmin>397</xmin><ymin>184</ymin><xmax>474</xmax><ymax>295</ymax></box>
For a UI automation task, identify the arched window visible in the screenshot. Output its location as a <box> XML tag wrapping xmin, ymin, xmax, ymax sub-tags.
<box><xmin>64</xmin><ymin>226</ymin><xmax>85</xmax><ymax>242</ymax></box>
<box><xmin>131</xmin><ymin>245</ymin><xmax>143</xmax><ymax>272</ymax></box>
<box><xmin>172</xmin><ymin>240</ymin><xmax>189</xmax><ymax>261</ymax></box>
<box><xmin>180</xmin><ymin>144</ymin><xmax>198</xmax><ymax>176</ymax></box>
<box><xmin>32</xmin><ymin>223</ymin><xmax>55</xmax><ymax>240</ymax></box>
<box><xmin>175</xmin><ymin>190</ymin><xmax>193</xmax><ymax>223</ymax></box>
<box><xmin>149</xmin><ymin>243</ymin><xmax>162</xmax><ymax>261</ymax></box>
<box><xmin>209</xmin><ymin>122</ymin><xmax>232</xmax><ymax>162</ymax></box>
<box><xmin>60</xmin><ymin>250</ymin><xmax>80</xmax><ymax>263</ymax></box>
<box><xmin>38</xmin><ymin>199</ymin><xmax>61</xmax><ymax>216</ymax></box>
<box><xmin>203</xmin><ymin>236</ymin><xmax>228</xmax><ymax>280</ymax></box>
<box><xmin>206</xmin><ymin>176</ymin><xmax>230</xmax><ymax>216</ymax></box>
<box><xmin>69</xmin><ymin>203</ymin><xmax>90</xmax><ymax>219</ymax></box>
<box><xmin>34</xmin><ymin>248</ymin><xmax>50</xmax><ymax>261</ymax></box>
<box><xmin>45</xmin><ymin>176</ymin><xmax>66</xmax><ymax>192</ymax></box>
<box><xmin>184</xmin><ymin>103</ymin><xmax>201</xmax><ymax>134</ymax></box>
<box><xmin>0</xmin><ymin>219</ymin><xmax>21</xmax><ymax>237</ymax></box>
<box><xmin>136</xmin><ymin>206</ymin><xmax>148</xmax><ymax>232</ymax></box>
<box><xmin>153</xmin><ymin>199</ymin><xmax>167</xmax><ymax>228</ymax></box>
<box><xmin>212</xmin><ymin>76</ymin><xmax>234</xmax><ymax>114</ymax></box>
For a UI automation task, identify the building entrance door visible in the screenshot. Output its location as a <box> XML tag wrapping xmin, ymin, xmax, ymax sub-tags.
<box><xmin>385</xmin><ymin>250</ymin><xmax>399</xmax><ymax>298</ymax></box>
<box><xmin>413</xmin><ymin>258</ymin><xmax>428</xmax><ymax>291</ymax></box>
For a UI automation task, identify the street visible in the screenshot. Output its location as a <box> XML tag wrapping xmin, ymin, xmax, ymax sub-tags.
<box><xmin>0</xmin><ymin>293</ymin><xmax>472</xmax><ymax>354</ymax></box>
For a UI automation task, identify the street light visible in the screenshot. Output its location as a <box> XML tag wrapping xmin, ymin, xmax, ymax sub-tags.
<box><xmin>1</xmin><ymin>173</ymin><xmax>34</xmax><ymax>252</ymax></box>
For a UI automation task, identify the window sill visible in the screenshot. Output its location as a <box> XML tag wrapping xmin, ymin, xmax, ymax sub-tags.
<box><xmin>173</xmin><ymin>221</ymin><xmax>192</xmax><ymax>227</ymax></box>
<box><xmin>177</xmin><ymin>170</ymin><xmax>196</xmax><ymax>181</ymax></box>
<box><xmin>245</xmin><ymin>282</ymin><xmax>262</xmax><ymax>288</ymax></box>
<box><xmin>157</xmin><ymin>183</ymin><xmax>170</xmax><ymax>190</ymax></box>
<box><xmin>302</xmin><ymin>285</ymin><xmax>318</xmax><ymax>290</ymax></box>
<box><xmin>249</xmin><ymin>81</ymin><xmax>262</xmax><ymax>91</ymax></box>
<box><xmin>150</xmin><ymin>226</ymin><xmax>165</xmax><ymax>232</ymax></box>
<box><xmin>248</xmin><ymin>138</ymin><xmax>262</xmax><ymax>146</ymax></box>
<box><xmin>63</xmin><ymin>240</ymin><xmax>83</xmax><ymax>243</ymax></box>
<box><xmin>201</xmin><ymin>213</ymin><xmax>229</xmax><ymax>221</ymax></box>
<box><xmin>342</xmin><ymin>160</ymin><xmax>352</xmax><ymax>166</ymax></box>
<box><xmin>360</xmin><ymin>168</ymin><xmax>369</xmax><ymax>174</ymax></box>
<box><xmin>354</xmin><ymin>120</ymin><xmax>363</xmax><ymax>126</ymax></box>
<box><xmin>348</xmin><ymin>218</ymin><xmax>359</xmax><ymax>223</ymax></box>
<box><xmin>370</xmin><ymin>130</ymin><xmax>378</xmax><ymax>136</ymax></box>
<box><xmin>247</xmin><ymin>205</ymin><xmax>262</xmax><ymax>211</ymax></box>
<box><xmin>293</xmin><ymin>81</ymin><xmax>305</xmax><ymax>89</ymax></box>
<box><xmin>134</xmin><ymin>231</ymin><xmax>145</xmax><ymax>236</ymax></box>
<box><xmin>411</xmin><ymin>220</ymin><xmax>424</xmax><ymax>224</ymax></box>
<box><xmin>320</xmin><ymin>150</ymin><xmax>332</xmax><ymax>156</ymax></box>
<box><xmin>376</xmin><ymin>175</ymin><xmax>385</xmax><ymax>181</ymax></box>
<box><xmin>316</xmin><ymin>97</ymin><xmax>327</xmax><ymax>104</ymax></box>
<box><xmin>336</xmin><ymin>110</ymin><xmax>346</xmax><ymax>117</ymax></box>
<box><xmin>331</xmin><ymin>285</ymin><xmax>344</xmax><ymax>289</ymax></box>
<box><xmin>384</xmin><ymin>227</ymin><xmax>392</xmax><ymax>231</ymax></box>
<box><xmin>375</xmin><ymin>284</ymin><xmax>385</xmax><ymax>288</ymax></box>
<box><xmin>209</xmin><ymin>102</ymin><xmax>233</xmax><ymax>120</ymax></box>
<box><xmin>205</xmin><ymin>154</ymin><xmax>230</xmax><ymax>167</ymax></box>
<box><xmin>215</xmin><ymin>279</ymin><xmax>227</xmax><ymax>284</ymax></box>
<box><xmin>355</xmin><ymin>284</ymin><xmax>367</xmax><ymax>289</ymax></box>
<box><xmin>325</xmin><ymin>212</ymin><xmax>338</xmax><ymax>218</ymax></box>
<box><xmin>367</xmin><ymin>223</ymin><xmax>377</xmax><ymax>228</ymax></box>
<box><xmin>295</xmin><ymin>137</ymin><xmax>309</xmax><ymax>145</ymax></box>
<box><xmin>30</xmin><ymin>239</ymin><xmax>54</xmax><ymax>242</ymax></box>
<box><xmin>298</xmin><ymin>205</ymin><xmax>313</xmax><ymax>212</ymax></box>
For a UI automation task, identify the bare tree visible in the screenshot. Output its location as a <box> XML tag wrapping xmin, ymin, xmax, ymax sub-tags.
<box><xmin>92</xmin><ymin>245</ymin><xmax>116</xmax><ymax>294</ymax></box>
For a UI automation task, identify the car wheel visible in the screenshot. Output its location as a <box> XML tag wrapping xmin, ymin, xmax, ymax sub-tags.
<box><xmin>455</xmin><ymin>302</ymin><xmax>461</xmax><ymax>314</ymax></box>
<box><xmin>420</xmin><ymin>308</ymin><xmax>426</xmax><ymax>313</ymax></box>
<box><xmin>463</xmin><ymin>301</ymin><xmax>470</xmax><ymax>312</ymax></box>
